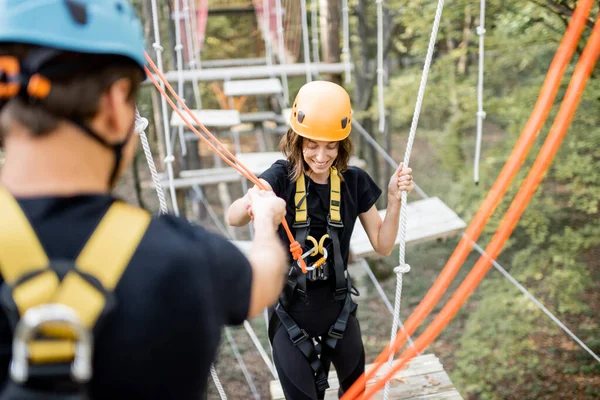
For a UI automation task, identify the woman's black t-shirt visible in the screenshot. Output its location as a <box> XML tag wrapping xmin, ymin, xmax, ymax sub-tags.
<box><xmin>260</xmin><ymin>160</ymin><xmax>382</xmax><ymax>268</ymax></box>
<box><xmin>260</xmin><ymin>160</ymin><xmax>381</xmax><ymax>332</ymax></box>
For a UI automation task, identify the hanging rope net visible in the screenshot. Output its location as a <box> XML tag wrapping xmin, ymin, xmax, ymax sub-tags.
<box><xmin>252</xmin><ymin>0</ymin><xmax>302</xmax><ymax>63</ymax></box>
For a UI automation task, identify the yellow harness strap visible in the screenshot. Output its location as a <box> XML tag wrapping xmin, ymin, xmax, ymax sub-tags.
<box><xmin>294</xmin><ymin>167</ymin><xmax>342</xmax><ymax>225</ymax></box>
<box><xmin>295</xmin><ymin>173</ymin><xmax>308</xmax><ymax>223</ymax></box>
<box><xmin>0</xmin><ymin>187</ymin><xmax>151</xmax><ymax>364</ymax></box>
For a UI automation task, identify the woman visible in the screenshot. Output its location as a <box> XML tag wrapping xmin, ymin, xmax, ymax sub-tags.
<box><xmin>227</xmin><ymin>81</ymin><xmax>413</xmax><ymax>399</ymax></box>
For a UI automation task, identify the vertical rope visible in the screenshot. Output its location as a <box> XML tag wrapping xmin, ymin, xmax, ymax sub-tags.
<box><xmin>300</xmin><ymin>0</ymin><xmax>312</xmax><ymax>81</ymax></box>
<box><xmin>341</xmin><ymin>0</ymin><xmax>351</xmax><ymax>84</ymax></box>
<box><xmin>262</xmin><ymin>0</ymin><xmax>274</xmax><ymax>70</ymax></box>
<box><xmin>150</xmin><ymin>0</ymin><xmax>180</xmax><ymax>216</ymax></box>
<box><xmin>173</xmin><ymin>0</ymin><xmax>188</xmax><ymax>157</ymax></box>
<box><xmin>276</xmin><ymin>0</ymin><xmax>290</xmax><ymax>104</ymax></box>
<box><xmin>183</xmin><ymin>0</ymin><xmax>203</xmax><ymax>109</ymax></box>
<box><xmin>135</xmin><ymin>109</ymin><xmax>168</xmax><ymax>215</ymax></box>
<box><xmin>243</xmin><ymin>321</ymin><xmax>277</xmax><ymax>377</ymax></box>
<box><xmin>376</xmin><ymin>0</ymin><xmax>385</xmax><ymax>133</ymax></box>
<box><xmin>474</xmin><ymin>0</ymin><xmax>487</xmax><ymax>184</ymax></box>
<box><xmin>311</xmin><ymin>0</ymin><xmax>320</xmax><ymax>64</ymax></box>
<box><xmin>384</xmin><ymin>1</ymin><xmax>445</xmax><ymax>398</ymax></box>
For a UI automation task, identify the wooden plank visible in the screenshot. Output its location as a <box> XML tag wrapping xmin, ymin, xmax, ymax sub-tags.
<box><xmin>270</xmin><ymin>354</ymin><xmax>462</xmax><ymax>400</ymax></box>
<box><xmin>150</xmin><ymin>63</ymin><xmax>351</xmax><ymax>83</ymax></box>
<box><xmin>170</xmin><ymin>109</ymin><xmax>241</xmax><ymax>128</ymax></box>
<box><xmin>240</xmin><ymin>111</ymin><xmax>283</xmax><ymax>123</ymax></box>
<box><xmin>224</xmin><ymin>78</ymin><xmax>283</xmax><ymax>97</ymax></box>
<box><xmin>350</xmin><ymin>197</ymin><xmax>466</xmax><ymax>258</ymax></box>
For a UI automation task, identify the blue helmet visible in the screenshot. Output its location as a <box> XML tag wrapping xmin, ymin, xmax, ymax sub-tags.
<box><xmin>0</xmin><ymin>0</ymin><xmax>146</xmax><ymax>69</ymax></box>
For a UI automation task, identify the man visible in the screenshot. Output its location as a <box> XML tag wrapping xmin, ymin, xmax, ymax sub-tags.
<box><xmin>0</xmin><ymin>1</ymin><xmax>287</xmax><ymax>398</ymax></box>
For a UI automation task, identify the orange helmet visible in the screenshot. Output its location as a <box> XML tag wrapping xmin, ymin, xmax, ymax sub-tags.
<box><xmin>289</xmin><ymin>81</ymin><xmax>352</xmax><ymax>142</ymax></box>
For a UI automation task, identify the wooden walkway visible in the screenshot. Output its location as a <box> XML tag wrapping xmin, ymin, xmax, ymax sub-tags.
<box><xmin>269</xmin><ymin>354</ymin><xmax>462</xmax><ymax>399</ymax></box>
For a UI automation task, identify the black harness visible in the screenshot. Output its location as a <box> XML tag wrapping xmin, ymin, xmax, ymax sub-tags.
<box><xmin>268</xmin><ymin>168</ymin><xmax>358</xmax><ymax>398</ymax></box>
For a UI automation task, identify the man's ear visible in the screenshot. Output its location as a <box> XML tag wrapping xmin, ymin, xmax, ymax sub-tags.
<box><xmin>104</xmin><ymin>78</ymin><xmax>134</xmax><ymax>141</ymax></box>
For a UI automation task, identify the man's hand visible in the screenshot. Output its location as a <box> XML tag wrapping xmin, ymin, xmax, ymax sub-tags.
<box><xmin>247</xmin><ymin>187</ymin><xmax>286</xmax><ymax>231</ymax></box>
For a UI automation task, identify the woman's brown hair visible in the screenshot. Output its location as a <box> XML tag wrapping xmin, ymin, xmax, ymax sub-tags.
<box><xmin>279</xmin><ymin>128</ymin><xmax>354</xmax><ymax>182</ymax></box>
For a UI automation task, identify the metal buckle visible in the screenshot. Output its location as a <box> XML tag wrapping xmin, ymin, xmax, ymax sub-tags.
<box><xmin>292</xmin><ymin>217</ymin><xmax>311</xmax><ymax>229</ymax></box>
<box><xmin>316</xmin><ymin>375</ymin><xmax>330</xmax><ymax>392</ymax></box>
<box><xmin>10</xmin><ymin>303</ymin><xmax>92</xmax><ymax>384</ymax></box>
<box><xmin>328</xmin><ymin>324</ymin><xmax>345</xmax><ymax>340</ymax></box>
<box><xmin>327</xmin><ymin>215</ymin><xmax>343</xmax><ymax>228</ymax></box>
<box><xmin>334</xmin><ymin>287</ymin><xmax>347</xmax><ymax>301</ymax></box>
<box><xmin>290</xmin><ymin>326</ymin><xmax>310</xmax><ymax>345</ymax></box>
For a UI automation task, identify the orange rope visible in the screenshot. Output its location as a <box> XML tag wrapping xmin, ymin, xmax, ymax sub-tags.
<box><xmin>341</xmin><ymin>7</ymin><xmax>599</xmax><ymax>400</ymax></box>
<box><xmin>143</xmin><ymin>51</ymin><xmax>307</xmax><ymax>272</ymax></box>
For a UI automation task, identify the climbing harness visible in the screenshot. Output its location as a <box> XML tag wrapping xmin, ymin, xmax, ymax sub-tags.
<box><xmin>0</xmin><ymin>186</ymin><xmax>150</xmax><ymax>399</ymax></box>
<box><xmin>268</xmin><ymin>167</ymin><xmax>359</xmax><ymax>398</ymax></box>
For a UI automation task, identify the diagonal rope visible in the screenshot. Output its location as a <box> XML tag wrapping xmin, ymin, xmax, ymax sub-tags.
<box><xmin>384</xmin><ymin>0</ymin><xmax>445</xmax><ymax>398</ymax></box>
<box><xmin>150</xmin><ymin>0</ymin><xmax>180</xmax><ymax>216</ymax></box>
<box><xmin>224</xmin><ymin>328</ymin><xmax>261</xmax><ymax>400</ymax></box>
<box><xmin>210</xmin><ymin>364</ymin><xmax>228</xmax><ymax>400</ymax></box>
<box><xmin>466</xmin><ymin>235</ymin><xmax>600</xmax><ymax>363</ymax></box>
<box><xmin>474</xmin><ymin>0</ymin><xmax>487</xmax><ymax>184</ymax></box>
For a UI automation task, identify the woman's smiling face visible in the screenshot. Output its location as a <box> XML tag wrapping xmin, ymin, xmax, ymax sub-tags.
<box><xmin>302</xmin><ymin>138</ymin><xmax>339</xmax><ymax>175</ymax></box>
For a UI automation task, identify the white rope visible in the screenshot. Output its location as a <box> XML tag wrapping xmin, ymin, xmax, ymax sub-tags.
<box><xmin>224</xmin><ymin>328</ymin><xmax>261</xmax><ymax>400</ymax></box>
<box><xmin>150</xmin><ymin>0</ymin><xmax>180</xmax><ymax>216</ymax></box>
<box><xmin>173</xmin><ymin>0</ymin><xmax>188</xmax><ymax>157</ymax></box>
<box><xmin>135</xmin><ymin>109</ymin><xmax>168</xmax><ymax>215</ymax></box>
<box><xmin>473</xmin><ymin>0</ymin><xmax>487</xmax><ymax>184</ymax></box>
<box><xmin>465</xmin><ymin>234</ymin><xmax>600</xmax><ymax>364</ymax></box>
<box><xmin>376</xmin><ymin>0</ymin><xmax>385</xmax><ymax>133</ymax></box>
<box><xmin>243</xmin><ymin>320</ymin><xmax>278</xmax><ymax>377</ymax></box>
<box><xmin>341</xmin><ymin>0</ymin><xmax>351</xmax><ymax>84</ymax></box>
<box><xmin>275</xmin><ymin>0</ymin><xmax>290</xmax><ymax>104</ymax></box>
<box><xmin>262</xmin><ymin>0</ymin><xmax>274</xmax><ymax>70</ymax></box>
<box><xmin>384</xmin><ymin>1</ymin><xmax>445</xmax><ymax>398</ymax></box>
<box><xmin>183</xmin><ymin>0</ymin><xmax>203</xmax><ymax>108</ymax></box>
<box><xmin>210</xmin><ymin>364</ymin><xmax>228</xmax><ymax>400</ymax></box>
<box><xmin>311</xmin><ymin>0</ymin><xmax>320</xmax><ymax>64</ymax></box>
<box><xmin>358</xmin><ymin>259</ymin><xmax>417</xmax><ymax>351</ymax></box>
<box><xmin>300</xmin><ymin>0</ymin><xmax>312</xmax><ymax>82</ymax></box>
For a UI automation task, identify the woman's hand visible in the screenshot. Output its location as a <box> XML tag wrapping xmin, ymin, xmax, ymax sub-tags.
<box><xmin>388</xmin><ymin>162</ymin><xmax>414</xmax><ymax>201</ymax></box>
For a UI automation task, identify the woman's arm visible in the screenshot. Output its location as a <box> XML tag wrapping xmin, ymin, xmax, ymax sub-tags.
<box><xmin>358</xmin><ymin>197</ymin><xmax>401</xmax><ymax>257</ymax></box>
<box><xmin>358</xmin><ymin>163</ymin><xmax>413</xmax><ymax>256</ymax></box>
<box><xmin>226</xmin><ymin>178</ymin><xmax>273</xmax><ymax>227</ymax></box>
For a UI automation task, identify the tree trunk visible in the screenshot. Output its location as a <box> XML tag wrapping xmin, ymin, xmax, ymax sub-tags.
<box><xmin>458</xmin><ymin>4</ymin><xmax>472</xmax><ymax>75</ymax></box>
<box><xmin>319</xmin><ymin>0</ymin><xmax>342</xmax><ymax>84</ymax></box>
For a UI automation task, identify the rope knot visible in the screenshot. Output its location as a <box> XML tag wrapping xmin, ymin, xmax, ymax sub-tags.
<box><xmin>393</xmin><ymin>264</ymin><xmax>411</xmax><ymax>275</ymax></box>
<box><xmin>164</xmin><ymin>155</ymin><xmax>175</xmax><ymax>164</ymax></box>
<box><xmin>476</xmin><ymin>26</ymin><xmax>486</xmax><ymax>36</ymax></box>
<box><xmin>152</xmin><ymin>43</ymin><xmax>164</xmax><ymax>52</ymax></box>
<box><xmin>289</xmin><ymin>241</ymin><xmax>307</xmax><ymax>273</ymax></box>
<box><xmin>476</xmin><ymin>110</ymin><xmax>487</xmax><ymax>119</ymax></box>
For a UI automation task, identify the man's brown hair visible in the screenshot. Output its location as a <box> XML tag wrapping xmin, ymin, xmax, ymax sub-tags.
<box><xmin>279</xmin><ymin>128</ymin><xmax>354</xmax><ymax>182</ymax></box>
<box><xmin>0</xmin><ymin>43</ymin><xmax>143</xmax><ymax>138</ymax></box>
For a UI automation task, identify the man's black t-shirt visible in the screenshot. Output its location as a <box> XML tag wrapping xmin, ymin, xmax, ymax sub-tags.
<box><xmin>0</xmin><ymin>194</ymin><xmax>252</xmax><ymax>399</ymax></box>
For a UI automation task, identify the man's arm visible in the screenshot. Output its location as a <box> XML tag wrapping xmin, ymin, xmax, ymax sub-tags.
<box><xmin>244</xmin><ymin>189</ymin><xmax>287</xmax><ymax>318</ymax></box>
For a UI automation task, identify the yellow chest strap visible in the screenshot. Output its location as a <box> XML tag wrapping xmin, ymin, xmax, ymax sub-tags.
<box><xmin>0</xmin><ymin>186</ymin><xmax>151</xmax><ymax>364</ymax></box>
<box><xmin>294</xmin><ymin>167</ymin><xmax>342</xmax><ymax>225</ymax></box>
